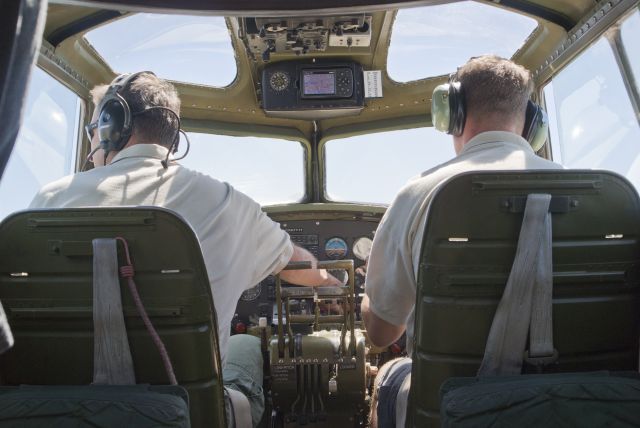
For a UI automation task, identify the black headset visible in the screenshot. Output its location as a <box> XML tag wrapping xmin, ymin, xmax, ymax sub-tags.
<box><xmin>431</xmin><ymin>76</ymin><xmax>549</xmax><ymax>152</ymax></box>
<box><xmin>90</xmin><ymin>71</ymin><xmax>187</xmax><ymax>169</ymax></box>
<box><xmin>96</xmin><ymin>71</ymin><xmax>148</xmax><ymax>155</ymax></box>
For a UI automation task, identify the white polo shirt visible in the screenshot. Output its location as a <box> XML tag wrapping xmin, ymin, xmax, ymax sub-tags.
<box><xmin>364</xmin><ymin>131</ymin><xmax>563</xmax><ymax>356</ymax></box>
<box><xmin>30</xmin><ymin>143</ymin><xmax>293</xmax><ymax>364</ymax></box>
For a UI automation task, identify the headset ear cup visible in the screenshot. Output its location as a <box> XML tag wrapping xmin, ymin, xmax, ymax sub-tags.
<box><xmin>448</xmin><ymin>82</ymin><xmax>465</xmax><ymax>136</ymax></box>
<box><xmin>432</xmin><ymin>82</ymin><xmax>465</xmax><ymax>136</ymax></box>
<box><xmin>523</xmin><ymin>100</ymin><xmax>549</xmax><ymax>152</ymax></box>
<box><xmin>432</xmin><ymin>84</ymin><xmax>452</xmax><ymax>133</ymax></box>
<box><xmin>98</xmin><ymin>94</ymin><xmax>133</xmax><ymax>153</ymax></box>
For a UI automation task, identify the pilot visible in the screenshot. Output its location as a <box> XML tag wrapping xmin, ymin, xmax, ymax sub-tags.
<box><xmin>361</xmin><ymin>55</ymin><xmax>563</xmax><ymax>427</ymax></box>
<box><xmin>29</xmin><ymin>71</ymin><xmax>341</xmax><ymax>427</ymax></box>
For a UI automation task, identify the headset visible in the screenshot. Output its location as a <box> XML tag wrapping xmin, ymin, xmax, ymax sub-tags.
<box><xmin>83</xmin><ymin>71</ymin><xmax>190</xmax><ymax>170</ymax></box>
<box><xmin>431</xmin><ymin>77</ymin><xmax>549</xmax><ymax>152</ymax></box>
<box><xmin>97</xmin><ymin>71</ymin><xmax>148</xmax><ymax>155</ymax></box>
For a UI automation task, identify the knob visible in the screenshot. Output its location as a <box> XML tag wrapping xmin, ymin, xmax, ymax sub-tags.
<box><xmin>234</xmin><ymin>321</ymin><xmax>246</xmax><ymax>334</ymax></box>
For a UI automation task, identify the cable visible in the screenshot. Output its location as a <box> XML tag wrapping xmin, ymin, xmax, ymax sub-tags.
<box><xmin>132</xmin><ymin>106</ymin><xmax>188</xmax><ymax>169</ymax></box>
<box><xmin>115</xmin><ymin>236</ymin><xmax>178</xmax><ymax>385</ymax></box>
<box><xmin>161</xmin><ymin>130</ymin><xmax>191</xmax><ymax>169</ymax></box>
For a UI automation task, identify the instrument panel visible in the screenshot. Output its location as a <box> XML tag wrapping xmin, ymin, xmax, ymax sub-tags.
<box><xmin>232</xmin><ymin>216</ymin><xmax>379</xmax><ymax>332</ymax></box>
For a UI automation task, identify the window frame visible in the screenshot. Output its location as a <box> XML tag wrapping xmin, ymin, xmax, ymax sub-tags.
<box><xmin>541</xmin><ymin>8</ymin><xmax>640</xmax><ymax>181</ymax></box>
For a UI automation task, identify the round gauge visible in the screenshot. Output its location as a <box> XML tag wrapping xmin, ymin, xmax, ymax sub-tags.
<box><xmin>240</xmin><ymin>283</ymin><xmax>262</xmax><ymax>301</ymax></box>
<box><xmin>325</xmin><ymin>237</ymin><xmax>348</xmax><ymax>260</ymax></box>
<box><xmin>269</xmin><ymin>71</ymin><xmax>290</xmax><ymax>92</ymax></box>
<box><xmin>353</xmin><ymin>237</ymin><xmax>373</xmax><ymax>261</ymax></box>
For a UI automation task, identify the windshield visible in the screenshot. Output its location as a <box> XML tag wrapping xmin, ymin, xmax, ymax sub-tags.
<box><xmin>85</xmin><ymin>14</ymin><xmax>237</xmax><ymax>87</ymax></box>
<box><xmin>179</xmin><ymin>133</ymin><xmax>306</xmax><ymax>205</ymax></box>
<box><xmin>388</xmin><ymin>1</ymin><xmax>538</xmax><ymax>81</ymax></box>
<box><xmin>324</xmin><ymin>128</ymin><xmax>455</xmax><ymax>204</ymax></box>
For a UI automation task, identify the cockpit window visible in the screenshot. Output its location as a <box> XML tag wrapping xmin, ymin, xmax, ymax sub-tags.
<box><xmin>324</xmin><ymin>128</ymin><xmax>455</xmax><ymax>204</ymax></box>
<box><xmin>179</xmin><ymin>133</ymin><xmax>305</xmax><ymax>205</ymax></box>
<box><xmin>387</xmin><ymin>1</ymin><xmax>538</xmax><ymax>82</ymax></box>
<box><xmin>85</xmin><ymin>14</ymin><xmax>237</xmax><ymax>87</ymax></box>
<box><xmin>0</xmin><ymin>68</ymin><xmax>79</xmax><ymax>220</ymax></box>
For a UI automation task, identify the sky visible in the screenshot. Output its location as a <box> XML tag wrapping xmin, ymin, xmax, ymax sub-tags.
<box><xmin>1</xmin><ymin>2</ymin><xmax>638</xmax><ymax>220</ymax></box>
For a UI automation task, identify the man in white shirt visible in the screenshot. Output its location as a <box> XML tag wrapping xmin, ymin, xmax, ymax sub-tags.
<box><xmin>361</xmin><ymin>55</ymin><xmax>563</xmax><ymax>427</ymax></box>
<box><xmin>30</xmin><ymin>71</ymin><xmax>340</xmax><ymax>427</ymax></box>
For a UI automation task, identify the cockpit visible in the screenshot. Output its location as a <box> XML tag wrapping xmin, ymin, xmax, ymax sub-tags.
<box><xmin>0</xmin><ymin>0</ymin><xmax>639</xmax><ymax>427</ymax></box>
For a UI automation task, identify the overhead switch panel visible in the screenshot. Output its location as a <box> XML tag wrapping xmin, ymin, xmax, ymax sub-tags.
<box><xmin>241</xmin><ymin>15</ymin><xmax>372</xmax><ymax>62</ymax></box>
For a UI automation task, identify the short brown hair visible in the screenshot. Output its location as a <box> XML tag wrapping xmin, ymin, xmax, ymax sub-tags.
<box><xmin>455</xmin><ymin>55</ymin><xmax>533</xmax><ymax>126</ymax></box>
<box><xmin>90</xmin><ymin>72</ymin><xmax>181</xmax><ymax>148</ymax></box>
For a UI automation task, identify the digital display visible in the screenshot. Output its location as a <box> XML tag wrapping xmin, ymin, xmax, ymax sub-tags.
<box><xmin>302</xmin><ymin>71</ymin><xmax>336</xmax><ymax>95</ymax></box>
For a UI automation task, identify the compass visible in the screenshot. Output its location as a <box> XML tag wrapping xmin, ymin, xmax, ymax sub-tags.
<box><xmin>269</xmin><ymin>71</ymin><xmax>290</xmax><ymax>91</ymax></box>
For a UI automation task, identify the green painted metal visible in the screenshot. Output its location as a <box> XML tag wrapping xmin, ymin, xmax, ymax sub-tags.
<box><xmin>270</xmin><ymin>259</ymin><xmax>369</xmax><ymax>425</ymax></box>
<box><xmin>0</xmin><ymin>207</ymin><xmax>226</xmax><ymax>428</ymax></box>
<box><xmin>0</xmin><ymin>385</ymin><xmax>191</xmax><ymax>427</ymax></box>
<box><xmin>408</xmin><ymin>170</ymin><xmax>640</xmax><ymax>427</ymax></box>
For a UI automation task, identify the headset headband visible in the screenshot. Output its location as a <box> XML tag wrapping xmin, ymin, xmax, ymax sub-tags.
<box><xmin>97</xmin><ymin>71</ymin><xmax>155</xmax><ymax>156</ymax></box>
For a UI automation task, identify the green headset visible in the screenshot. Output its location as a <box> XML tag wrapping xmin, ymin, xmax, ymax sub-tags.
<box><xmin>431</xmin><ymin>78</ymin><xmax>549</xmax><ymax>152</ymax></box>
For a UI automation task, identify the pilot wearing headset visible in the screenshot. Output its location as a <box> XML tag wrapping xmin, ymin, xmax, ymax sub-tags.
<box><xmin>30</xmin><ymin>71</ymin><xmax>341</xmax><ymax>428</ymax></box>
<box><xmin>361</xmin><ymin>55</ymin><xmax>563</xmax><ymax>428</ymax></box>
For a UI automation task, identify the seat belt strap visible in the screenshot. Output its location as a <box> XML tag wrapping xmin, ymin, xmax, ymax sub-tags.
<box><xmin>225</xmin><ymin>386</ymin><xmax>252</xmax><ymax>428</ymax></box>
<box><xmin>529</xmin><ymin>210</ymin><xmax>554</xmax><ymax>358</ymax></box>
<box><xmin>478</xmin><ymin>194</ymin><xmax>553</xmax><ymax>376</ymax></box>
<box><xmin>92</xmin><ymin>238</ymin><xmax>136</xmax><ymax>385</ymax></box>
<box><xmin>0</xmin><ymin>300</ymin><xmax>13</xmax><ymax>354</ymax></box>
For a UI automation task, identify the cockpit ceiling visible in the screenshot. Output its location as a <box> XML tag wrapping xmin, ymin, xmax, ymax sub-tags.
<box><xmin>42</xmin><ymin>0</ymin><xmax>603</xmax><ymax>137</ymax></box>
<box><xmin>81</xmin><ymin>2</ymin><xmax>539</xmax><ymax>88</ymax></box>
<box><xmin>48</xmin><ymin>1</ymin><xmax>595</xmax><ymax>25</ymax></box>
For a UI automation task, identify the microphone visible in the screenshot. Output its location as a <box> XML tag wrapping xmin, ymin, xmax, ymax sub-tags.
<box><xmin>81</xmin><ymin>146</ymin><xmax>101</xmax><ymax>172</ymax></box>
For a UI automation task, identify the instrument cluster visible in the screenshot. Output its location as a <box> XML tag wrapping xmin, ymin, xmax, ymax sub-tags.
<box><xmin>232</xmin><ymin>217</ymin><xmax>378</xmax><ymax>332</ymax></box>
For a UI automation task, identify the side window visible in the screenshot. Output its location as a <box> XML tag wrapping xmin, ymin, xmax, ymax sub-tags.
<box><xmin>0</xmin><ymin>68</ymin><xmax>80</xmax><ymax>220</ymax></box>
<box><xmin>544</xmin><ymin>13</ymin><xmax>640</xmax><ymax>188</ymax></box>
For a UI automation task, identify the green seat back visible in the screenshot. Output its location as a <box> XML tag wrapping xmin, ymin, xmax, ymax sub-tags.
<box><xmin>0</xmin><ymin>207</ymin><xmax>226</xmax><ymax>428</ymax></box>
<box><xmin>408</xmin><ymin>171</ymin><xmax>640</xmax><ymax>427</ymax></box>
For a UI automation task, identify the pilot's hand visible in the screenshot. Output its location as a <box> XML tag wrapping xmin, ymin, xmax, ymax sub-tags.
<box><xmin>356</xmin><ymin>257</ymin><xmax>368</xmax><ymax>277</ymax></box>
<box><xmin>321</xmin><ymin>271</ymin><xmax>345</xmax><ymax>287</ymax></box>
<box><xmin>318</xmin><ymin>298</ymin><xmax>344</xmax><ymax>315</ymax></box>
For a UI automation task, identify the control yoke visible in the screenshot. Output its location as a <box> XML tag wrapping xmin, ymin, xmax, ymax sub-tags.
<box><xmin>275</xmin><ymin>260</ymin><xmax>356</xmax><ymax>359</ymax></box>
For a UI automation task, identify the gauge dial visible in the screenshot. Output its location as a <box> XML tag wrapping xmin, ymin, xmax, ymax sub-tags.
<box><xmin>325</xmin><ymin>237</ymin><xmax>348</xmax><ymax>259</ymax></box>
<box><xmin>240</xmin><ymin>283</ymin><xmax>262</xmax><ymax>301</ymax></box>
<box><xmin>353</xmin><ymin>237</ymin><xmax>373</xmax><ymax>261</ymax></box>
<box><xmin>269</xmin><ymin>71</ymin><xmax>290</xmax><ymax>91</ymax></box>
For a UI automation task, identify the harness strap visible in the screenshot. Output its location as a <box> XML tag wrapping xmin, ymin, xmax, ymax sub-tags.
<box><xmin>0</xmin><ymin>301</ymin><xmax>13</xmax><ymax>354</ymax></box>
<box><xmin>92</xmin><ymin>238</ymin><xmax>135</xmax><ymax>384</ymax></box>
<box><xmin>478</xmin><ymin>193</ymin><xmax>554</xmax><ymax>376</ymax></box>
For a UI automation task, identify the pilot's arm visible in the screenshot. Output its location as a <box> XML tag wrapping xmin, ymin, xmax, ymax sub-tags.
<box><xmin>362</xmin><ymin>294</ymin><xmax>405</xmax><ymax>348</ymax></box>
<box><xmin>361</xmin><ymin>185</ymin><xmax>417</xmax><ymax>348</ymax></box>
<box><xmin>278</xmin><ymin>245</ymin><xmax>343</xmax><ymax>286</ymax></box>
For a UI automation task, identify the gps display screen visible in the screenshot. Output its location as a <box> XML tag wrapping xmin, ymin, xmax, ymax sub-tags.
<box><xmin>302</xmin><ymin>71</ymin><xmax>336</xmax><ymax>95</ymax></box>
